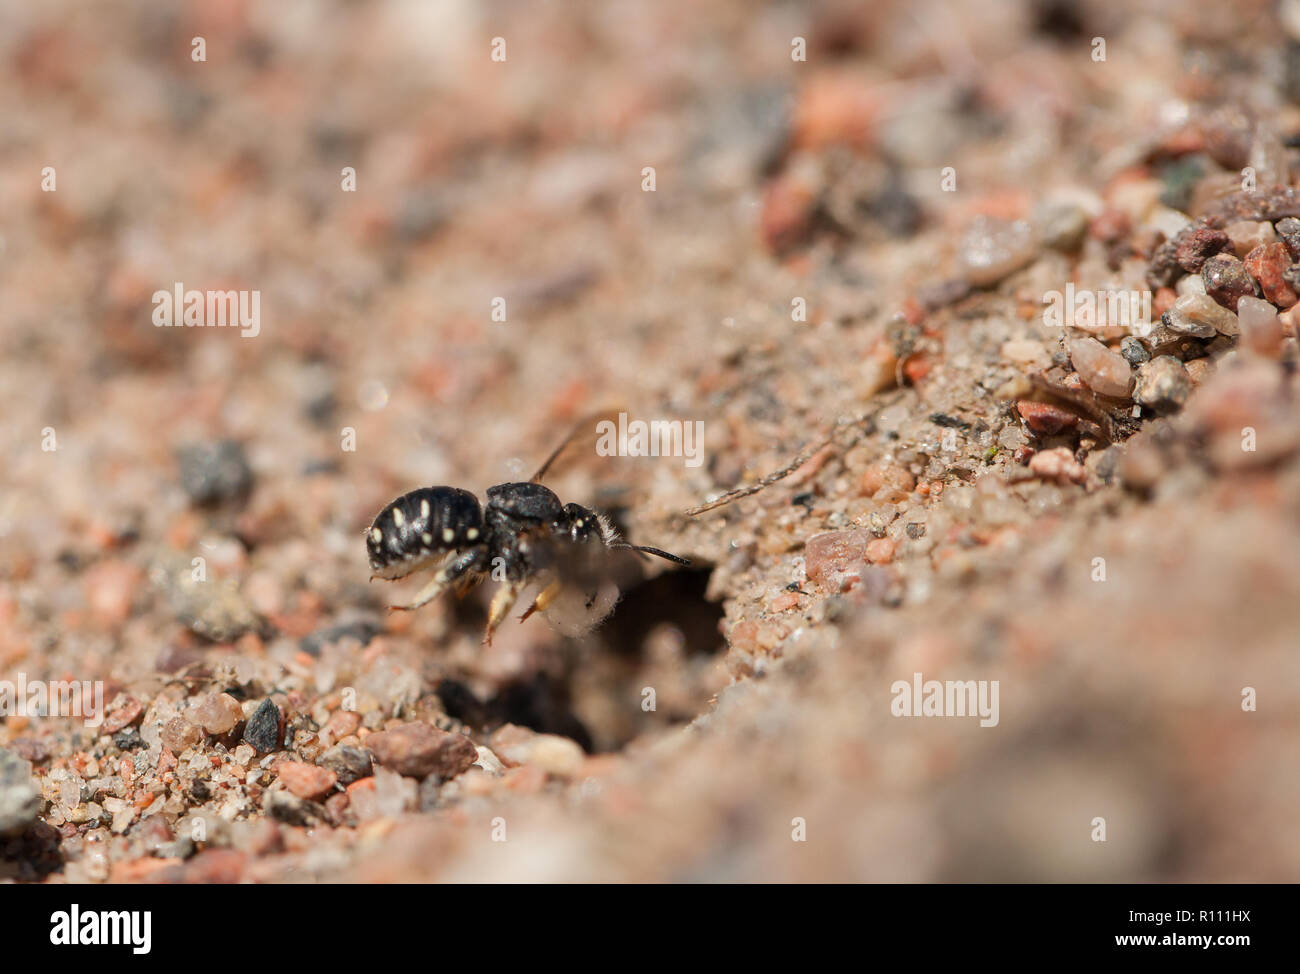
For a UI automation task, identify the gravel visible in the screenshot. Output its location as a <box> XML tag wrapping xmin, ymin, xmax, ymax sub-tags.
<box><xmin>1068</xmin><ymin>337</ymin><xmax>1134</xmax><ymax>398</ymax></box>
<box><xmin>318</xmin><ymin>746</ymin><xmax>374</xmax><ymax>786</ymax></box>
<box><xmin>1135</xmin><ymin>357</ymin><xmax>1192</xmax><ymax>413</ymax></box>
<box><xmin>4</xmin><ymin>0</ymin><xmax>1300</xmax><ymax>885</ymax></box>
<box><xmin>0</xmin><ymin>749</ymin><xmax>41</xmax><ymax>837</ymax></box>
<box><xmin>244</xmin><ymin>700</ymin><xmax>283</xmax><ymax>755</ymax></box>
<box><xmin>176</xmin><ymin>441</ymin><xmax>254</xmax><ymax>506</ymax></box>
<box><xmin>958</xmin><ymin>217</ymin><xmax>1037</xmax><ymax>287</ymax></box>
<box><xmin>1202</xmin><ymin>253</ymin><xmax>1262</xmax><ymax>311</ymax></box>
<box><xmin>365</xmin><ymin>723</ymin><xmax>478</xmax><ymax>780</ymax></box>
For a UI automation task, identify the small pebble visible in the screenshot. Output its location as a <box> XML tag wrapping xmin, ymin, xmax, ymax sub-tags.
<box><xmin>1028</xmin><ymin>447</ymin><xmax>1086</xmax><ymax>485</ymax></box>
<box><xmin>0</xmin><ymin>748</ymin><xmax>41</xmax><ymax>837</ymax></box>
<box><xmin>859</xmin><ymin>461</ymin><xmax>915</xmax><ymax>500</ymax></box>
<box><xmin>958</xmin><ymin>217</ymin><xmax>1037</xmax><ymax>287</ymax></box>
<box><xmin>1068</xmin><ymin>337</ymin><xmax>1133</xmax><ymax>398</ymax></box>
<box><xmin>485</xmin><ymin>725</ymin><xmax>583</xmax><ymax>778</ymax></box>
<box><xmin>1036</xmin><ymin>202</ymin><xmax>1088</xmax><ymax>252</ymax></box>
<box><xmin>1169</xmin><ymin>293</ymin><xmax>1239</xmax><ymax>337</ymax></box>
<box><xmin>366</xmin><ymin>722</ymin><xmax>477</xmax><ymax>779</ymax></box>
<box><xmin>1175</xmin><ymin>273</ymin><xmax>1206</xmax><ymax>298</ymax></box>
<box><xmin>176</xmin><ymin>440</ymin><xmax>253</xmax><ymax>506</ymax></box>
<box><xmin>192</xmin><ymin>692</ymin><xmax>244</xmax><ymax>736</ymax></box>
<box><xmin>868</xmin><ymin>178</ymin><xmax>923</xmax><ymax>236</ymax></box>
<box><xmin>1274</xmin><ymin>216</ymin><xmax>1300</xmax><ymax>260</ymax></box>
<box><xmin>243</xmin><ymin>699</ymin><xmax>282</xmax><ymax>754</ymax></box>
<box><xmin>1134</xmin><ymin>356</ymin><xmax>1191</xmax><ymax>413</ymax></box>
<box><xmin>264</xmin><ymin>790</ymin><xmax>323</xmax><ymax>827</ymax></box>
<box><xmin>1017</xmin><ymin>400</ymin><xmax>1079</xmax><ymax>435</ymax></box>
<box><xmin>804</xmin><ymin>529</ymin><xmax>871</xmax><ymax>588</ymax></box>
<box><xmin>1243</xmin><ymin>242</ymin><xmax>1298</xmax><ymax>308</ymax></box>
<box><xmin>1174</xmin><ymin>225</ymin><xmax>1230</xmax><ymax>272</ymax></box>
<box><xmin>1236</xmin><ymin>296</ymin><xmax>1285</xmax><ymax>358</ymax></box>
<box><xmin>1159</xmin><ymin>309</ymin><xmax>1206</xmax><ymax>340</ymax></box>
<box><xmin>322</xmin><ymin>710</ymin><xmax>362</xmax><ymax>742</ymax></box>
<box><xmin>1202</xmin><ymin>253</ymin><xmax>1260</xmax><ymax>311</ymax></box>
<box><xmin>112</xmin><ymin>728</ymin><xmax>144</xmax><ymax>751</ymax></box>
<box><xmin>277</xmin><ymin>761</ymin><xmax>338</xmax><ymax>800</ymax></box>
<box><xmin>1120</xmin><ymin>336</ymin><xmax>1151</xmax><ymax>366</ymax></box>
<box><xmin>474</xmin><ymin>747</ymin><xmax>507</xmax><ymax>777</ymax></box>
<box><xmin>1224</xmin><ymin>220</ymin><xmax>1276</xmax><ymax>258</ymax></box>
<box><xmin>770</xmin><ymin>591</ymin><xmax>800</xmax><ymax>612</ymax></box>
<box><xmin>101</xmin><ymin>695</ymin><xmax>144</xmax><ymax>735</ymax></box>
<box><xmin>84</xmin><ymin>560</ymin><xmax>141</xmax><ymax>625</ymax></box>
<box><xmin>1146</xmin><ymin>206</ymin><xmax>1190</xmax><ymax>242</ymax></box>
<box><xmin>1002</xmin><ymin>339</ymin><xmax>1051</xmax><ymax>366</ymax></box>
<box><xmin>164</xmin><ymin>571</ymin><xmax>262</xmax><ymax>643</ymax></box>
<box><xmin>865</xmin><ymin>537</ymin><xmax>896</xmax><ymax>564</ymax></box>
<box><xmin>160</xmin><ymin>717</ymin><xmax>201</xmax><ymax>752</ymax></box>
<box><xmin>318</xmin><ymin>745</ymin><xmax>374</xmax><ymax>785</ymax></box>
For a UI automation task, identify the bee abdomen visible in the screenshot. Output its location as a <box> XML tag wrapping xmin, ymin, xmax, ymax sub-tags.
<box><xmin>366</xmin><ymin>486</ymin><xmax>484</xmax><ymax>579</ymax></box>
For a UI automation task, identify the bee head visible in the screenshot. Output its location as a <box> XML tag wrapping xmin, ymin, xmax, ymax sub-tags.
<box><xmin>557</xmin><ymin>503</ymin><xmax>602</xmax><ymax>544</ymax></box>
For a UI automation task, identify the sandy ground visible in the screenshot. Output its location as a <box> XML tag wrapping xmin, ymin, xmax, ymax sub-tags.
<box><xmin>2</xmin><ymin>0</ymin><xmax>1299</xmax><ymax>882</ymax></box>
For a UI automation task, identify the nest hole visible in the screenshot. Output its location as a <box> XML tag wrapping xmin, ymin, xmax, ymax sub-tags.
<box><xmin>439</xmin><ymin>564</ymin><xmax>723</xmax><ymax>753</ymax></box>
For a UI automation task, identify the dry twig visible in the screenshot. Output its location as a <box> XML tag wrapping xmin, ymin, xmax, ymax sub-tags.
<box><xmin>686</xmin><ymin>390</ymin><xmax>907</xmax><ymax>516</ymax></box>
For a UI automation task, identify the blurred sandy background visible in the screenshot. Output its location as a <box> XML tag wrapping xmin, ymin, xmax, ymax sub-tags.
<box><xmin>1</xmin><ymin>0</ymin><xmax>1298</xmax><ymax>882</ymax></box>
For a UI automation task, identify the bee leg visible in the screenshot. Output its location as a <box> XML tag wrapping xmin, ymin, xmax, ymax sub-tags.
<box><xmin>484</xmin><ymin>580</ymin><xmax>523</xmax><ymax>645</ymax></box>
<box><xmin>389</xmin><ymin>549</ymin><xmax>485</xmax><ymax>612</ymax></box>
<box><xmin>518</xmin><ymin>579</ymin><xmax>563</xmax><ymax>623</ymax></box>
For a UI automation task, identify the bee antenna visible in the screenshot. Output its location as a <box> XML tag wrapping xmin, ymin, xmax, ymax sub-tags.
<box><xmin>611</xmin><ymin>543</ymin><xmax>691</xmax><ymax>566</ymax></box>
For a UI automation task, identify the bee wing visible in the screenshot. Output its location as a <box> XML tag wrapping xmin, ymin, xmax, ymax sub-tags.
<box><xmin>530</xmin><ymin>406</ymin><xmax>628</xmax><ymax>483</ymax></box>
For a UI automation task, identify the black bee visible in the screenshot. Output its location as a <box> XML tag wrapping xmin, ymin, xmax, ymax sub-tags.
<box><xmin>366</xmin><ymin>431</ymin><xmax>688</xmax><ymax>644</ymax></box>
